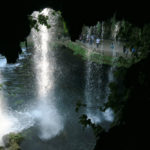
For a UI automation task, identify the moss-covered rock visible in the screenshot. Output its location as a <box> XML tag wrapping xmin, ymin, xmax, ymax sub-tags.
<box><xmin>2</xmin><ymin>133</ymin><xmax>23</xmax><ymax>150</ymax></box>
<box><xmin>0</xmin><ymin>147</ymin><xmax>5</xmax><ymax>150</ymax></box>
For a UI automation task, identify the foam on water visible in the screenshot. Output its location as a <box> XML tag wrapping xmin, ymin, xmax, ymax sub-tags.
<box><xmin>0</xmin><ymin>110</ymin><xmax>35</xmax><ymax>145</ymax></box>
<box><xmin>103</xmin><ymin>108</ymin><xmax>114</xmax><ymax>122</ymax></box>
<box><xmin>31</xmin><ymin>101</ymin><xmax>63</xmax><ymax>140</ymax></box>
<box><xmin>87</xmin><ymin>107</ymin><xmax>114</xmax><ymax>124</ymax></box>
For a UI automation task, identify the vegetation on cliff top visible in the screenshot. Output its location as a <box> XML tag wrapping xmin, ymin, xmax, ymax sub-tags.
<box><xmin>75</xmin><ymin>16</ymin><xmax>150</xmax><ymax>146</ymax></box>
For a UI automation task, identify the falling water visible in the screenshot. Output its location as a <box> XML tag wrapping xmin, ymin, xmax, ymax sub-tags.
<box><xmin>110</xmin><ymin>22</ymin><xmax>120</xmax><ymax>58</ymax></box>
<box><xmin>0</xmin><ymin>55</ymin><xmax>34</xmax><ymax>145</ymax></box>
<box><xmin>84</xmin><ymin>56</ymin><xmax>114</xmax><ymax>124</ymax></box>
<box><xmin>85</xmin><ymin>60</ymin><xmax>102</xmax><ymax>123</ymax></box>
<box><xmin>112</xmin><ymin>22</ymin><xmax>120</xmax><ymax>40</ymax></box>
<box><xmin>100</xmin><ymin>21</ymin><xmax>105</xmax><ymax>55</ymax></box>
<box><xmin>31</xmin><ymin>8</ymin><xmax>63</xmax><ymax>140</ymax></box>
<box><xmin>85</xmin><ymin>62</ymin><xmax>114</xmax><ymax>124</ymax></box>
<box><xmin>0</xmin><ymin>56</ymin><xmax>9</xmax><ymax>144</ymax></box>
<box><xmin>101</xmin><ymin>21</ymin><xmax>105</xmax><ymax>40</ymax></box>
<box><xmin>84</xmin><ymin>21</ymin><xmax>114</xmax><ymax>125</ymax></box>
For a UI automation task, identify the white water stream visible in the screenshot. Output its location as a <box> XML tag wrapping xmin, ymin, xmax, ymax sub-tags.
<box><xmin>31</xmin><ymin>8</ymin><xmax>63</xmax><ymax>140</ymax></box>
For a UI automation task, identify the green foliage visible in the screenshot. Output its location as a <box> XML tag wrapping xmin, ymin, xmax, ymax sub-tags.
<box><xmin>0</xmin><ymin>84</ymin><xmax>3</xmax><ymax>90</ymax></box>
<box><xmin>52</xmin><ymin>11</ymin><xmax>56</xmax><ymax>16</ymax></box>
<box><xmin>3</xmin><ymin>133</ymin><xmax>24</xmax><ymax>150</ymax></box>
<box><xmin>62</xmin><ymin>41</ymin><xmax>136</xmax><ymax>67</ymax></box>
<box><xmin>79</xmin><ymin>114</ymin><xmax>103</xmax><ymax>137</ymax></box>
<box><xmin>7</xmin><ymin>143</ymin><xmax>21</xmax><ymax>150</ymax></box>
<box><xmin>28</xmin><ymin>14</ymin><xmax>51</xmax><ymax>31</ymax></box>
<box><xmin>8</xmin><ymin>133</ymin><xmax>23</xmax><ymax>144</ymax></box>
<box><xmin>79</xmin><ymin>17</ymin><xmax>150</xmax><ymax>62</ymax></box>
<box><xmin>116</xmin><ymin>56</ymin><xmax>127</xmax><ymax>64</ymax></box>
<box><xmin>79</xmin><ymin>114</ymin><xmax>92</xmax><ymax>127</ymax></box>
<box><xmin>117</xmin><ymin>21</ymin><xmax>150</xmax><ymax>59</ymax></box>
<box><xmin>38</xmin><ymin>14</ymin><xmax>51</xmax><ymax>29</ymax></box>
<box><xmin>65</xmin><ymin>41</ymin><xmax>86</xmax><ymax>58</ymax></box>
<box><xmin>75</xmin><ymin>18</ymin><xmax>150</xmax><ymax>141</ymax></box>
<box><xmin>104</xmin><ymin>82</ymin><xmax>124</xmax><ymax>113</ymax></box>
<box><xmin>28</xmin><ymin>16</ymin><xmax>37</xmax><ymax>29</ymax></box>
<box><xmin>19</xmin><ymin>41</ymin><xmax>26</xmax><ymax>48</ymax></box>
<box><xmin>113</xmin><ymin>67</ymin><xmax>127</xmax><ymax>79</ymax></box>
<box><xmin>116</xmin><ymin>20</ymin><xmax>132</xmax><ymax>42</ymax></box>
<box><xmin>75</xmin><ymin>101</ymin><xmax>104</xmax><ymax>137</ymax></box>
<box><xmin>57</xmin><ymin>11</ymin><xmax>62</xmax><ymax>15</ymax></box>
<box><xmin>63</xmin><ymin>19</ymin><xmax>68</xmax><ymax>34</ymax></box>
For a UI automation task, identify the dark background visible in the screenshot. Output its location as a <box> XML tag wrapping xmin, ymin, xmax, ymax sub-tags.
<box><xmin>0</xmin><ymin>0</ymin><xmax>149</xmax><ymax>62</ymax></box>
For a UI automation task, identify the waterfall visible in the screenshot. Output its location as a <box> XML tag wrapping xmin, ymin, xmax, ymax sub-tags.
<box><xmin>85</xmin><ymin>62</ymin><xmax>114</xmax><ymax>124</ymax></box>
<box><xmin>0</xmin><ymin>56</ymin><xmax>19</xmax><ymax>145</ymax></box>
<box><xmin>85</xmin><ymin>60</ymin><xmax>103</xmax><ymax>123</ymax></box>
<box><xmin>31</xmin><ymin>8</ymin><xmax>63</xmax><ymax>140</ymax></box>
<box><xmin>0</xmin><ymin>55</ymin><xmax>34</xmax><ymax>145</ymax></box>
<box><xmin>112</xmin><ymin>22</ymin><xmax>120</xmax><ymax>40</ymax></box>
<box><xmin>84</xmin><ymin>22</ymin><xmax>114</xmax><ymax>124</ymax></box>
<box><xmin>100</xmin><ymin>22</ymin><xmax>105</xmax><ymax>55</ymax></box>
<box><xmin>32</xmin><ymin>11</ymin><xmax>53</xmax><ymax>98</ymax></box>
<box><xmin>0</xmin><ymin>57</ymin><xmax>9</xmax><ymax>144</ymax></box>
